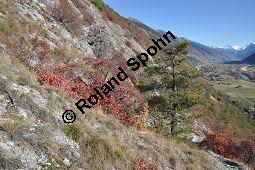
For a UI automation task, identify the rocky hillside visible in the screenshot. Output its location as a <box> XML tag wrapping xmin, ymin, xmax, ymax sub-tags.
<box><xmin>187</xmin><ymin>40</ymin><xmax>235</xmax><ymax>65</ymax></box>
<box><xmin>0</xmin><ymin>0</ymin><xmax>253</xmax><ymax>169</ymax></box>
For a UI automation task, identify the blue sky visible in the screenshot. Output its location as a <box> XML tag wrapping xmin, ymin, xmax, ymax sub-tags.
<box><xmin>103</xmin><ymin>0</ymin><xmax>255</xmax><ymax>47</ymax></box>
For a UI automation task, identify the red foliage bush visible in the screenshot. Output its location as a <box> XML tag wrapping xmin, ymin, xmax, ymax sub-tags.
<box><xmin>63</xmin><ymin>82</ymin><xmax>91</xmax><ymax>100</ymax></box>
<box><xmin>5</xmin><ymin>37</ymin><xmax>32</xmax><ymax>63</ymax></box>
<box><xmin>202</xmin><ymin>131</ymin><xmax>255</xmax><ymax>166</ymax></box>
<box><xmin>37</xmin><ymin>72</ymin><xmax>64</xmax><ymax>87</ymax></box>
<box><xmin>101</xmin><ymin>12</ymin><xmax>109</xmax><ymax>22</ymax></box>
<box><xmin>4</xmin><ymin>27</ymin><xmax>145</xmax><ymax>128</ymax></box>
<box><xmin>203</xmin><ymin>131</ymin><xmax>238</xmax><ymax>159</ymax></box>
<box><xmin>135</xmin><ymin>158</ymin><xmax>157</xmax><ymax>170</ymax></box>
<box><xmin>37</xmin><ymin>57</ymin><xmax>145</xmax><ymax>127</ymax></box>
<box><xmin>34</xmin><ymin>39</ymin><xmax>52</xmax><ymax>61</ymax></box>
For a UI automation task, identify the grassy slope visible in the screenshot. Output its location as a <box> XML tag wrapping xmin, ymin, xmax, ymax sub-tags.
<box><xmin>214</xmin><ymin>79</ymin><xmax>255</xmax><ymax>106</ymax></box>
<box><xmin>204</xmin><ymin>80</ymin><xmax>255</xmax><ymax>134</ymax></box>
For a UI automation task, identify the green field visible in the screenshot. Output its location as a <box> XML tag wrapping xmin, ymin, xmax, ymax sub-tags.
<box><xmin>214</xmin><ymin>79</ymin><xmax>255</xmax><ymax>106</ymax></box>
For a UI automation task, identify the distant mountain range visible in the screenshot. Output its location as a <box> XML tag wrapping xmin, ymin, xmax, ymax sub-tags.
<box><xmin>210</xmin><ymin>42</ymin><xmax>255</xmax><ymax>60</ymax></box>
<box><xmin>178</xmin><ymin>37</ymin><xmax>235</xmax><ymax>65</ymax></box>
<box><xmin>225</xmin><ymin>52</ymin><xmax>255</xmax><ymax>65</ymax></box>
<box><xmin>129</xmin><ymin>18</ymin><xmax>255</xmax><ymax>65</ymax></box>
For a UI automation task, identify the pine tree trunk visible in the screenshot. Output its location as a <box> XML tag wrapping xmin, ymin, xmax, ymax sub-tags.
<box><xmin>170</xmin><ymin>113</ymin><xmax>178</xmax><ymax>134</ymax></box>
<box><xmin>169</xmin><ymin>104</ymin><xmax>178</xmax><ymax>135</ymax></box>
<box><xmin>172</xmin><ymin>65</ymin><xmax>176</xmax><ymax>92</ymax></box>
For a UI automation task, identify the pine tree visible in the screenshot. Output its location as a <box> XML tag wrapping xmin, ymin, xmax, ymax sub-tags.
<box><xmin>160</xmin><ymin>41</ymin><xmax>190</xmax><ymax>92</ymax></box>
<box><xmin>137</xmin><ymin>41</ymin><xmax>200</xmax><ymax>135</ymax></box>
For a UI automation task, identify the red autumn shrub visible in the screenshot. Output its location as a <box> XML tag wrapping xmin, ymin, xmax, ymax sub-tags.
<box><xmin>238</xmin><ymin>136</ymin><xmax>255</xmax><ymax>165</ymax></box>
<box><xmin>63</xmin><ymin>82</ymin><xmax>91</xmax><ymax>100</ymax></box>
<box><xmin>100</xmin><ymin>92</ymin><xmax>137</xmax><ymax>127</ymax></box>
<box><xmin>34</xmin><ymin>39</ymin><xmax>51</xmax><ymax>61</ymax></box>
<box><xmin>101</xmin><ymin>12</ymin><xmax>109</xmax><ymax>22</ymax></box>
<box><xmin>135</xmin><ymin>158</ymin><xmax>157</xmax><ymax>170</ymax></box>
<box><xmin>6</xmin><ymin>37</ymin><xmax>32</xmax><ymax>63</ymax></box>
<box><xmin>37</xmin><ymin>57</ymin><xmax>145</xmax><ymax>127</ymax></box>
<box><xmin>37</xmin><ymin>72</ymin><xmax>64</xmax><ymax>87</ymax></box>
<box><xmin>83</xmin><ymin>57</ymin><xmax>145</xmax><ymax>117</ymax></box>
<box><xmin>203</xmin><ymin>131</ymin><xmax>238</xmax><ymax>159</ymax></box>
<box><xmin>202</xmin><ymin>131</ymin><xmax>255</xmax><ymax>166</ymax></box>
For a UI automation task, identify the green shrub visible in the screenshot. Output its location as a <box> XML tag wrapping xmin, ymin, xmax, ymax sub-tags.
<box><xmin>90</xmin><ymin>0</ymin><xmax>104</xmax><ymax>11</ymax></box>
<box><xmin>0</xmin><ymin>147</ymin><xmax>3</xmax><ymax>159</ymax></box>
<box><xmin>0</xmin><ymin>3</ymin><xmax>5</xmax><ymax>13</ymax></box>
<box><xmin>0</xmin><ymin>14</ymin><xmax>21</xmax><ymax>36</ymax></box>
<box><xmin>66</xmin><ymin>124</ymin><xmax>82</xmax><ymax>142</ymax></box>
<box><xmin>90</xmin><ymin>0</ymin><xmax>121</xmax><ymax>22</ymax></box>
<box><xmin>53</xmin><ymin>43</ymin><xmax>70</xmax><ymax>62</ymax></box>
<box><xmin>0</xmin><ymin>116</ymin><xmax>24</xmax><ymax>132</ymax></box>
<box><xmin>0</xmin><ymin>0</ymin><xmax>18</xmax><ymax>14</ymax></box>
<box><xmin>41</xmin><ymin>159</ymin><xmax>55</xmax><ymax>170</ymax></box>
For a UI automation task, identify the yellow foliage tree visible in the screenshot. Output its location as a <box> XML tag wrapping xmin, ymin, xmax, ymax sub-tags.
<box><xmin>137</xmin><ymin>102</ymin><xmax>149</xmax><ymax>131</ymax></box>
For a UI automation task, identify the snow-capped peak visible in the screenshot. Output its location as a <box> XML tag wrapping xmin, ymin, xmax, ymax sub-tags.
<box><xmin>240</xmin><ymin>42</ymin><xmax>255</xmax><ymax>50</ymax></box>
<box><xmin>231</xmin><ymin>45</ymin><xmax>243</xmax><ymax>50</ymax></box>
<box><xmin>208</xmin><ymin>41</ymin><xmax>255</xmax><ymax>51</ymax></box>
<box><xmin>208</xmin><ymin>45</ymin><xmax>226</xmax><ymax>49</ymax></box>
<box><xmin>216</xmin><ymin>45</ymin><xmax>244</xmax><ymax>51</ymax></box>
<box><xmin>177</xmin><ymin>35</ymin><xmax>184</xmax><ymax>38</ymax></box>
<box><xmin>208</xmin><ymin>45</ymin><xmax>243</xmax><ymax>50</ymax></box>
<box><xmin>222</xmin><ymin>42</ymin><xmax>255</xmax><ymax>50</ymax></box>
<box><xmin>208</xmin><ymin>45</ymin><xmax>218</xmax><ymax>48</ymax></box>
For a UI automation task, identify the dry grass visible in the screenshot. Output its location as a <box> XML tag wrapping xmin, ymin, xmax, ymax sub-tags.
<box><xmin>80</xmin><ymin>134</ymin><xmax>123</xmax><ymax>169</ymax></box>
<box><xmin>0</xmin><ymin>157</ymin><xmax>23</xmax><ymax>169</ymax></box>
<box><xmin>0</xmin><ymin>14</ymin><xmax>21</xmax><ymax>36</ymax></box>
<box><xmin>11</xmin><ymin>58</ymin><xmax>37</xmax><ymax>86</ymax></box>
<box><xmin>73</xmin><ymin>108</ymin><xmax>220</xmax><ymax>169</ymax></box>
<box><xmin>0</xmin><ymin>0</ymin><xmax>17</xmax><ymax>14</ymax></box>
<box><xmin>0</xmin><ymin>115</ymin><xmax>26</xmax><ymax>133</ymax></box>
<box><xmin>53</xmin><ymin>42</ymin><xmax>71</xmax><ymax>62</ymax></box>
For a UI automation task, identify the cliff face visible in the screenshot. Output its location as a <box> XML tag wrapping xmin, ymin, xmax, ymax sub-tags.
<box><xmin>0</xmin><ymin>0</ymin><xmax>248</xmax><ymax>169</ymax></box>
